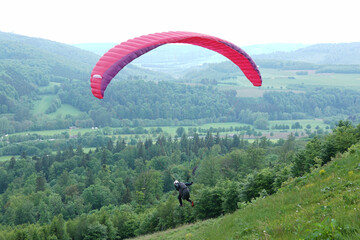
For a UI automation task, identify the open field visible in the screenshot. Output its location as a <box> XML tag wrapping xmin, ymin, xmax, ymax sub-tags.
<box><xmin>32</xmin><ymin>94</ymin><xmax>82</xmax><ymax>118</ymax></box>
<box><xmin>0</xmin><ymin>155</ymin><xmax>15</xmax><ymax>162</ymax></box>
<box><xmin>4</xmin><ymin>119</ymin><xmax>330</xmax><ymax>141</ymax></box>
<box><xmin>217</xmin><ymin>69</ymin><xmax>360</xmax><ymax>97</ymax></box>
<box><xmin>32</xmin><ymin>95</ymin><xmax>55</xmax><ymax>114</ymax></box>
<box><xmin>260</xmin><ymin>69</ymin><xmax>360</xmax><ymax>89</ymax></box>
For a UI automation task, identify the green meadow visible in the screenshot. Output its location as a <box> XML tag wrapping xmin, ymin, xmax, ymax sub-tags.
<box><xmin>32</xmin><ymin>94</ymin><xmax>82</xmax><ymax>117</ymax></box>
<box><xmin>218</xmin><ymin>69</ymin><xmax>360</xmax><ymax>98</ymax></box>
<box><xmin>32</xmin><ymin>95</ymin><xmax>55</xmax><ymax>115</ymax></box>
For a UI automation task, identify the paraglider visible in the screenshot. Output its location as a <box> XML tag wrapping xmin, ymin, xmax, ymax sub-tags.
<box><xmin>90</xmin><ymin>31</ymin><xmax>262</xmax><ymax>99</ymax></box>
<box><xmin>174</xmin><ymin>180</ymin><xmax>194</xmax><ymax>207</ymax></box>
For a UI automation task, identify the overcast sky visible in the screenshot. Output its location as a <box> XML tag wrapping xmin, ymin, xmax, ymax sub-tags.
<box><xmin>1</xmin><ymin>0</ymin><xmax>358</xmax><ymax>46</ymax></box>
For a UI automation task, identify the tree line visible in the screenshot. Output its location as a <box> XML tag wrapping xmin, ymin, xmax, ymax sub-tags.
<box><xmin>2</xmin><ymin>78</ymin><xmax>360</xmax><ymax>136</ymax></box>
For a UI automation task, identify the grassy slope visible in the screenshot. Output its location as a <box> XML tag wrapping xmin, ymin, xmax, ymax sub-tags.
<box><xmin>32</xmin><ymin>94</ymin><xmax>82</xmax><ymax>117</ymax></box>
<box><xmin>32</xmin><ymin>95</ymin><xmax>55</xmax><ymax>114</ymax></box>
<box><xmin>132</xmin><ymin>143</ymin><xmax>360</xmax><ymax>240</ymax></box>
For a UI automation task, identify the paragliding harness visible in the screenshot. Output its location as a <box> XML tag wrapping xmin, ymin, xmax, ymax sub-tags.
<box><xmin>174</xmin><ymin>180</ymin><xmax>194</xmax><ymax>207</ymax></box>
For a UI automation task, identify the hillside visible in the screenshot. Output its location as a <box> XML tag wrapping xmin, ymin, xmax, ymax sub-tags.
<box><xmin>74</xmin><ymin>41</ymin><xmax>360</xmax><ymax>76</ymax></box>
<box><xmin>255</xmin><ymin>42</ymin><xmax>360</xmax><ymax>65</ymax></box>
<box><xmin>0</xmin><ymin>31</ymin><xmax>99</xmax><ymax>66</ymax></box>
<box><xmin>74</xmin><ymin>42</ymin><xmax>307</xmax><ymax>59</ymax></box>
<box><xmin>74</xmin><ymin>42</ymin><xmax>308</xmax><ymax>76</ymax></box>
<box><xmin>1</xmin><ymin>112</ymin><xmax>359</xmax><ymax>239</ymax></box>
<box><xmin>133</xmin><ymin>142</ymin><xmax>360</xmax><ymax>240</ymax></box>
<box><xmin>0</xmin><ymin>31</ymin><xmax>174</xmax><ymax>99</ymax></box>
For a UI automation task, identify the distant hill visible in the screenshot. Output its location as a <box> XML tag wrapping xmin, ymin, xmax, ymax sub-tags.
<box><xmin>73</xmin><ymin>42</ymin><xmax>308</xmax><ymax>76</ymax></box>
<box><xmin>0</xmin><ymin>31</ymin><xmax>99</xmax><ymax>65</ymax></box>
<box><xmin>74</xmin><ymin>41</ymin><xmax>360</xmax><ymax>76</ymax></box>
<box><xmin>254</xmin><ymin>42</ymin><xmax>360</xmax><ymax>65</ymax></box>
<box><xmin>73</xmin><ymin>42</ymin><xmax>117</xmax><ymax>57</ymax></box>
<box><xmin>74</xmin><ymin>42</ymin><xmax>307</xmax><ymax>59</ymax></box>
<box><xmin>0</xmin><ymin>31</ymin><xmax>174</xmax><ymax>100</ymax></box>
<box><xmin>242</xmin><ymin>43</ymin><xmax>309</xmax><ymax>55</ymax></box>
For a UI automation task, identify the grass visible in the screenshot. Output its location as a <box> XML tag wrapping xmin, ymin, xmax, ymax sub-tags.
<box><xmin>9</xmin><ymin>128</ymin><xmax>93</xmax><ymax>137</ymax></box>
<box><xmin>259</xmin><ymin>69</ymin><xmax>360</xmax><ymax>90</ymax></box>
<box><xmin>217</xmin><ymin>69</ymin><xmax>360</xmax><ymax>98</ymax></box>
<box><xmin>131</xmin><ymin>143</ymin><xmax>360</xmax><ymax>239</ymax></box>
<box><xmin>32</xmin><ymin>94</ymin><xmax>82</xmax><ymax>118</ymax></box>
<box><xmin>32</xmin><ymin>95</ymin><xmax>54</xmax><ymax>114</ymax></box>
<box><xmin>0</xmin><ymin>155</ymin><xmax>16</xmax><ymax>162</ymax></box>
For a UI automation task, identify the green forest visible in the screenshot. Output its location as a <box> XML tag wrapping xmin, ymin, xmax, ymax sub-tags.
<box><xmin>1</xmin><ymin>31</ymin><xmax>360</xmax><ymax>239</ymax></box>
<box><xmin>1</xmin><ymin>120</ymin><xmax>360</xmax><ymax>239</ymax></box>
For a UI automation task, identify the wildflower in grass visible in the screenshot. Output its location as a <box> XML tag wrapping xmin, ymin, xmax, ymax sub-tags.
<box><xmin>348</xmin><ymin>171</ymin><xmax>354</xmax><ymax>177</ymax></box>
<box><xmin>319</xmin><ymin>169</ymin><xmax>326</xmax><ymax>175</ymax></box>
<box><xmin>185</xmin><ymin>233</ymin><xmax>193</xmax><ymax>239</ymax></box>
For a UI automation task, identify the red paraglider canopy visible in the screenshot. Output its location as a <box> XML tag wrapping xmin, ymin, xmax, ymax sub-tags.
<box><xmin>90</xmin><ymin>31</ymin><xmax>262</xmax><ymax>99</ymax></box>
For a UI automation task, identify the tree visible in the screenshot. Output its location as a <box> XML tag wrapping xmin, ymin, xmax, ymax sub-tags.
<box><xmin>8</xmin><ymin>156</ymin><xmax>16</xmax><ymax>170</ymax></box>
<box><xmin>106</xmin><ymin>138</ymin><xmax>114</xmax><ymax>152</ymax></box>
<box><xmin>253</xmin><ymin>168</ymin><xmax>275</xmax><ymax>195</ymax></box>
<box><xmin>192</xmin><ymin>132</ymin><xmax>201</xmax><ymax>155</ymax></box>
<box><xmin>14</xmin><ymin>105</ymin><xmax>31</xmax><ymax>121</ymax></box>
<box><xmin>291</xmin><ymin>122</ymin><xmax>303</xmax><ymax>131</ymax></box>
<box><xmin>176</xmin><ymin>127</ymin><xmax>185</xmax><ymax>138</ymax></box>
<box><xmin>4</xmin><ymin>194</ymin><xmax>36</xmax><ymax>225</ymax></box>
<box><xmin>197</xmin><ymin>147</ymin><xmax>220</xmax><ymax>186</ymax></box>
<box><xmin>84</xmin><ymin>222</ymin><xmax>107</xmax><ymax>240</ymax></box>
<box><xmin>89</xmin><ymin>108</ymin><xmax>112</xmax><ymax>127</ymax></box>
<box><xmin>195</xmin><ymin>186</ymin><xmax>223</xmax><ymax>219</ymax></box>
<box><xmin>221</xmin><ymin>180</ymin><xmax>240</xmax><ymax>214</ymax></box>
<box><xmin>36</xmin><ymin>175</ymin><xmax>46</xmax><ymax>192</ymax></box>
<box><xmin>246</xmin><ymin>146</ymin><xmax>265</xmax><ymax>170</ymax></box>
<box><xmin>204</xmin><ymin>131</ymin><xmax>214</xmax><ymax>149</ymax></box>
<box><xmin>49</xmin><ymin>215</ymin><xmax>69</xmax><ymax>240</ymax></box>
<box><xmin>220</xmin><ymin>149</ymin><xmax>246</xmax><ymax>179</ymax></box>
<box><xmin>254</xmin><ymin>118</ymin><xmax>269</xmax><ymax>130</ymax></box>
<box><xmin>241</xmin><ymin>173</ymin><xmax>256</xmax><ymax>202</ymax></box>
<box><xmin>232</xmin><ymin>134</ymin><xmax>240</xmax><ymax>148</ymax></box>
<box><xmin>134</xmin><ymin>170</ymin><xmax>163</xmax><ymax>205</ymax></box>
<box><xmin>98</xmin><ymin>211</ymin><xmax>116</xmax><ymax>240</ymax></box>
<box><xmin>180</xmin><ymin>133</ymin><xmax>189</xmax><ymax>156</ymax></box>
<box><xmin>112</xmin><ymin>205</ymin><xmax>138</xmax><ymax>239</ymax></box>
<box><xmin>0</xmin><ymin>168</ymin><xmax>9</xmax><ymax>194</ymax></box>
<box><xmin>85</xmin><ymin>168</ymin><xmax>95</xmax><ymax>187</ymax></box>
<box><xmin>0</xmin><ymin>117</ymin><xmax>14</xmax><ymax>134</ymax></box>
<box><xmin>82</xmin><ymin>184</ymin><xmax>113</xmax><ymax>210</ymax></box>
<box><xmin>321</xmin><ymin>121</ymin><xmax>358</xmax><ymax>164</ymax></box>
<box><xmin>278</xmin><ymin>133</ymin><xmax>296</xmax><ymax>163</ymax></box>
<box><xmin>114</xmin><ymin>139</ymin><xmax>126</xmax><ymax>153</ymax></box>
